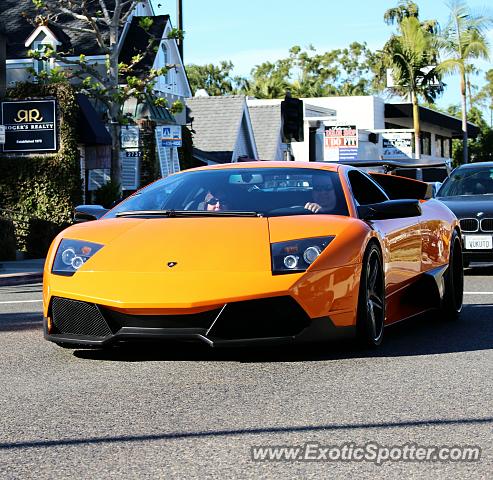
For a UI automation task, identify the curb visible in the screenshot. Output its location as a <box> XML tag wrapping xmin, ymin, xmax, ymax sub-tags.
<box><xmin>0</xmin><ymin>273</ymin><xmax>43</xmax><ymax>286</ymax></box>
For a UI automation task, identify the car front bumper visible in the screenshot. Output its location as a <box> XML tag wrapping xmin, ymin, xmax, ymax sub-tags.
<box><xmin>44</xmin><ymin>295</ymin><xmax>355</xmax><ymax>348</ymax></box>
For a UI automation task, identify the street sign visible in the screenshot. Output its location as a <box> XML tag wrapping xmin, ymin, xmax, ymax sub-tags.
<box><xmin>0</xmin><ymin>125</ymin><xmax>5</xmax><ymax>144</ymax></box>
<box><xmin>161</xmin><ymin>125</ymin><xmax>182</xmax><ymax>147</ymax></box>
<box><xmin>120</xmin><ymin>126</ymin><xmax>139</xmax><ymax>148</ymax></box>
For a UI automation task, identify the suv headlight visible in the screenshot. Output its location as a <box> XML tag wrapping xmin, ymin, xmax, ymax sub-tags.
<box><xmin>52</xmin><ymin>239</ymin><xmax>104</xmax><ymax>276</ymax></box>
<box><xmin>271</xmin><ymin>236</ymin><xmax>334</xmax><ymax>274</ymax></box>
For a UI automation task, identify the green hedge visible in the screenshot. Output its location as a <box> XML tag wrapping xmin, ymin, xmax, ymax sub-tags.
<box><xmin>0</xmin><ymin>82</ymin><xmax>82</xmax><ymax>254</ymax></box>
<box><xmin>0</xmin><ymin>218</ymin><xmax>16</xmax><ymax>261</ymax></box>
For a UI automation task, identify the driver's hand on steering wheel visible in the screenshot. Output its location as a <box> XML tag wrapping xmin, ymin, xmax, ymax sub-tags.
<box><xmin>304</xmin><ymin>202</ymin><xmax>322</xmax><ymax>213</ymax></box>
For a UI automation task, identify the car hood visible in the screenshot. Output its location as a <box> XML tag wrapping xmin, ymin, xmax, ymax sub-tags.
<box><xmin>437</xmin><ymin>195</ymin><xmax>493</xmax><ymax>218</ymax></box>
<box><xmin>46</xmin><ymin>215</ymin><xmax>363</xmax><ymax>308</ymax></box>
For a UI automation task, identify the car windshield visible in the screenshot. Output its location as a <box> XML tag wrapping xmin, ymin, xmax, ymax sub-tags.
<box><xmin>437</xmin><ymin>166</ymin><xmax>493</xmax><ymax>197</ymax></box>
<box><xmin>105</xmin><ymin>168</ymin><xmax>349</xmax><ymax>218</ymax></box>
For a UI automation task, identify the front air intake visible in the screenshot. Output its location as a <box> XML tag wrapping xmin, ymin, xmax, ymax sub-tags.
<box><xmin>51</xmin><ymin>297</ymin><xmax>113</xmax><ymax>337</ymax></box>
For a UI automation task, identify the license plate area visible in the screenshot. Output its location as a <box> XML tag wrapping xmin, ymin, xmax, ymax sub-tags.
<box><xmin>464</xmin><ymin>235</ymin><xmax>493</xmax><ymax>250</ymax></box>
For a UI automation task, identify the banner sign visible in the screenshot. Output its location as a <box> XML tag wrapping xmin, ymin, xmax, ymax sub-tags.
<box><xmin>120</xmin><ymin>126</ymin><xmax>139</xmax><ymax>149</ymax></box>
<box><xmin>1</xmin><ymin>100</ymin><xmax>57</xmax><ymax>152</ymax></box>
<box><xmin>382</xmin><ymin>131</ymin><xmax>413</xmax><ymax>159</ymax></box>
<box><xmin>324</xmin><ymin>125</ymin><xmax>358</xmax><ymax>161</ymax></box>
<box><xmin>161</xmin><ymin>125</ymin><xmax>182</xmax><ymax>147</ymax></box>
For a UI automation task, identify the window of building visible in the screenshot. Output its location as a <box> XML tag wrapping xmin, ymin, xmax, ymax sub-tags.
<box><xmin>33</xmin><ymin>41</ymin><xmax>53</xmax><ymax>75</ymax></box>
<box><xmin>435</xmin><ymin>135</ymin><xmax>443</xmax><ymax>157</ymax></box>
<box><xmin>420</xmin><ymin>131</ymin><xmax>431</xmax><ymax>156</ymax></box>
<box><xmin>443</xmin><ymin>137</ymin><xmax>451</xmax><ymax>158</ymax></box>
<box><xmin>161</xmin><ymin>43</ymin><xmax>169</xmax><ymax>84</ymax></box>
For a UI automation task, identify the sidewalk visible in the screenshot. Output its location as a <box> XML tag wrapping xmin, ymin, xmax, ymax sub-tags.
<box><xmin>0</xmin><ymin>258</ymin><xmax>45</xmax><ymax>286</ymax></box>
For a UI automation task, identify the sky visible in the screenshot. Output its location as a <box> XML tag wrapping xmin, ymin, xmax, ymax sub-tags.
<box><xmin>152</xmin><ymin>0</ymin><xmax>493</xmax><ymax>115</ymax></box>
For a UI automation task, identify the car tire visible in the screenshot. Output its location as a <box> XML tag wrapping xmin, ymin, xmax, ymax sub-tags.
<box><xmin>356</xmin><ymin>243</ymin><xmax>385</xmax><ymax>347</ymax></box>
<box><xmin>439</xmin><ymin>231</ymin><xmax>464</xmax><ymax>321</ymax></box>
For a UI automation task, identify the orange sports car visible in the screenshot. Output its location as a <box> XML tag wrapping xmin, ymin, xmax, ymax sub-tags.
<box><xmin>43</xmin><ymin>162</ymin><xmax>463</xmax><ymax>349</ymax></box>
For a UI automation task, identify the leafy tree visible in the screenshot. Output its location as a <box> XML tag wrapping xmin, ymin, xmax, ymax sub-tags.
<box><xmin>475</xmin><ymin>69</ymin><xmax>493</xmax><ymax>127</ymax></box>
<box><xmin>186</xmin><ymin>61</ymin><xmax>244</xmax><ymax>96</ymax></box>
<box><xmin>381</xmin><ymin>16</ymin><xmax>443</xmax><ymax>158</ymax></box>
<box><xmin>26</xmin><ymin>0</ymin><xmax>183</xmax><ymax>189</ymax></box>
<box><xmin>239</xmin><ymin>43</ymin><xmax>376</xmax><ymax>99</ymax></box>
<box><xmin>437</xmin><ymin>1</ymin><xmax>492</xmax><ymax>163</ymax></box>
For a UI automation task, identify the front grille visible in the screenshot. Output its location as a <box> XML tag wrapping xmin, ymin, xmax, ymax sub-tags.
<box><xmin>208</xmin><ymin>296</ymin><xmax>310</xmax><ymax>340</ymax></box>
<box><xmin>460</xmin><ymin>218</ymin><xmax>479</xmax><ymax>232</ymax></box>
<box><xmin>51</xmin><ymin>297</ymin><xmax>113</xmax><ymax>337</ymax></box>
<box><xmin>101</xmin><ymin>307</ymin><xmax>221</xmax><ymax>330</ymax></box>
<box><xmin>480</xmin><ymin>218</ymin><xmax>493</xmax><ymax>232</ymax></box>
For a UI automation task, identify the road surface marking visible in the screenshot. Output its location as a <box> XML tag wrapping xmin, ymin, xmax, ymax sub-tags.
<box><xmin>0</xmin><ymin>300</ymin><xmax>43</xmax><ymax>304</ymax></box>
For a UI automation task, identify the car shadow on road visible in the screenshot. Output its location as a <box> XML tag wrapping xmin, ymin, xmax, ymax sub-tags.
<box><xmin>73</xmin><ymin>303</ymin><xmax>493</xmax><ymax>363</ymax></box>
<box><xmin>464</xmin><ymin>265</ymin><xmax>493</xmax><ymax>276</ymax></box>
<box><xmin>0</xmin><ymin>312</ymin><xmax>42</xmax><ymax>332</ymax></box>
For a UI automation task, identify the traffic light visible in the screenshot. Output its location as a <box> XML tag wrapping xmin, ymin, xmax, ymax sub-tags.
<box><xmin>281</xmin><ymin>95</ymin><xmax>304</xmax><ymax>143</ymax></box>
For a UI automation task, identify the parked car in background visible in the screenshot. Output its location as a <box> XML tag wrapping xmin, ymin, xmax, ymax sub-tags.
<box><xmin>436</xmin><ymin>162</ymin><xmax>493</xmax><ymax>267</ymax></box>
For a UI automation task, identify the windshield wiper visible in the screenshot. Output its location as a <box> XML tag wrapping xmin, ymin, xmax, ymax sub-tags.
<box><xmin>115</xmin><ymin>210</ymin><xmax>262</xmax><ymax>218</ymax></box>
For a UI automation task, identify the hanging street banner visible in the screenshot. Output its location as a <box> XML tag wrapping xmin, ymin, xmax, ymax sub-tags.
<box><xmin>161</xmin><ymin>125</ymin><xmax>182</xmax><ymax>147</ymax></box>
<box><xmin>382</xmin><ymin>131</ymin><xmax>413</xmax><ymax>159</ymax></box>
<box><xmin>1</xmin><ymin>99</ymin><xmax>57</xmax><ymax>152</ymax></box>
<box><xmin>324</xmin><ymin>125</ymin><xmax>358</xmax><ymax>161</ymax></box>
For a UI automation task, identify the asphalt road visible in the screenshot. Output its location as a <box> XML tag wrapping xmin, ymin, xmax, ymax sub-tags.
<box><xmin>0</xmin><ymin>269</ymin><xmax>492</xmax><ymax>479</ymax></box>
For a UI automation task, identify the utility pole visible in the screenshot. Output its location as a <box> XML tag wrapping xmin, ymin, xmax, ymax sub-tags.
<box><xmin>176</xmin><ymin>0</ymin><xmax>183</xmax><ymax>62</ymax></box>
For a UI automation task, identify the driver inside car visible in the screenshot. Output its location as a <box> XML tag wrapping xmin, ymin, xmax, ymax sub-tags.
<box><xmin>304</xmin><ymin>176</ymin><xmax>337</xmax><ymax>213</ymax></box>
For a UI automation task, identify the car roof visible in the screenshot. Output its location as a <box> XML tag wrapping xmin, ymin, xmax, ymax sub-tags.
<box><xmin>454</xmin><ymin>161</ymin><xmax>493</xmax><ymax>169</ymax></box>
<box><xmin>179</xmin><ymin>161</ymin><xmax>340</xmax><ymax>174</ymax></box>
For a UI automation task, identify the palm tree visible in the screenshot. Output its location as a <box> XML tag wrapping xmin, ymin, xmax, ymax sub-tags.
<box><xmin>437</xmin><ymin>1</ymin><xmax>492</xmax><ymax>163</ymax></box>
<box><xmin>384</xmin><ymin>0</ymin><xmax>439</xmax><ymax>34</ymax></box>
<box><xmin>383</xmin><ymin>16</ymin><xmax>443</xmax><ymax>158</ymax></box>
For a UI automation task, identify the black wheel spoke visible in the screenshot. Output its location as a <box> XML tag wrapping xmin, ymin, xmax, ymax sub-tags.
<box><xmin>368</xmin><ymin>258</ymin><xmax>378</xmax><ymax>290</ymax></box>
<box><xmin>369</xmin><ymin>294</ymin><xmax>383</xmax><ymax>310</ymax></box>
<box><xmin>367</xmin><ymin>300</ymin><xmax>377</xmax><ymax>339</ymax></box>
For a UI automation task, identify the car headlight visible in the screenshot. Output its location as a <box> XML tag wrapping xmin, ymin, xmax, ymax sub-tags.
<box><xmin>52</xmin><ymin>239</ymin><xmax>104</xmax><ymax>276</ymax></box>
<box><xmin>271</xmin><ymin>236</ymin><xmax>334</xmax><ymax>274</ymax></box>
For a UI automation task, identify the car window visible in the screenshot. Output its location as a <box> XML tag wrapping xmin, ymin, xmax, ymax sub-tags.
<box><xmin>438</xmin><ymin>167</ymin><xmax>493</xmax><ymax>196</ymax></box>
<box><xmin>348</xmin><ymin>170</ymin><xmax>388</xmax><ymax>205</ymax></box>
<box><xmin>105</xmin><ymin>168</ymin><xmax>349</xmax><ymax>217</ymax></box>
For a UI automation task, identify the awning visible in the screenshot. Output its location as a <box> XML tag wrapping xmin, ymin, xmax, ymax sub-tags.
<box><xmin>76</xmin><ymin>94</ymin><xmax>112</xmax><ymax>145</ymax></box>
<box><xmin>385</xmin><ymin>103</ymin><xmax>480</xmax><ymax>139</ymax></box>
<box><xmin>122</xmin><ymin>94</ymin><xmax>176</xmax><ymax>124</ymax></box>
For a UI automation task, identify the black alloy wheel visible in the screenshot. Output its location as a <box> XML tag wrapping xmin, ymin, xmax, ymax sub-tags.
<box><xmin>440</xmin><ymin>231</ymin><xmax>464</xmax><ymax>320</ymax></box>
<box><xmin>357</xmin><ymin>244</ymin><xmax>385</xmax><ymax>347</ymax></box>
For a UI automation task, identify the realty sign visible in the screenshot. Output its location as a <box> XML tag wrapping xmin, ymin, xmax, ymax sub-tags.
<box><xmin>161</xmin><ymin>125</ymin><xmax>182</xmax><ymax>147</ymax></box>
<box><xmin>1</xmin><ymin>99</ymin><xmax>57</xmax><ymax>152</ymax></box>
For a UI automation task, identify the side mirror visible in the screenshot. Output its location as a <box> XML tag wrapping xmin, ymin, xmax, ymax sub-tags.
<box><xmin>358</xmin><ymin>199</ymin><xmax>422</xmax><ymax>221</ymax></box>
<box><xmin>73</xmin><ymin>205</ymin><xmax>109</xmax><ymax>223</ymax></box>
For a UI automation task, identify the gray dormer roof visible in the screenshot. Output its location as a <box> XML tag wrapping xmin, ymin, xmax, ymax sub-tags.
<box><xmin>248</xmin><ymin>103</ymin><xmax>282</xmax><ymax>160</ymax></box>
<box><xmin>186</xmin><ymin>95</ymin><xmax>250</xmax><ymax>164</ymax></box>
<box><xmin>3</xmin><ymin>0</ymin><xmax>135</xmax><ymax>59</ymax></box>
